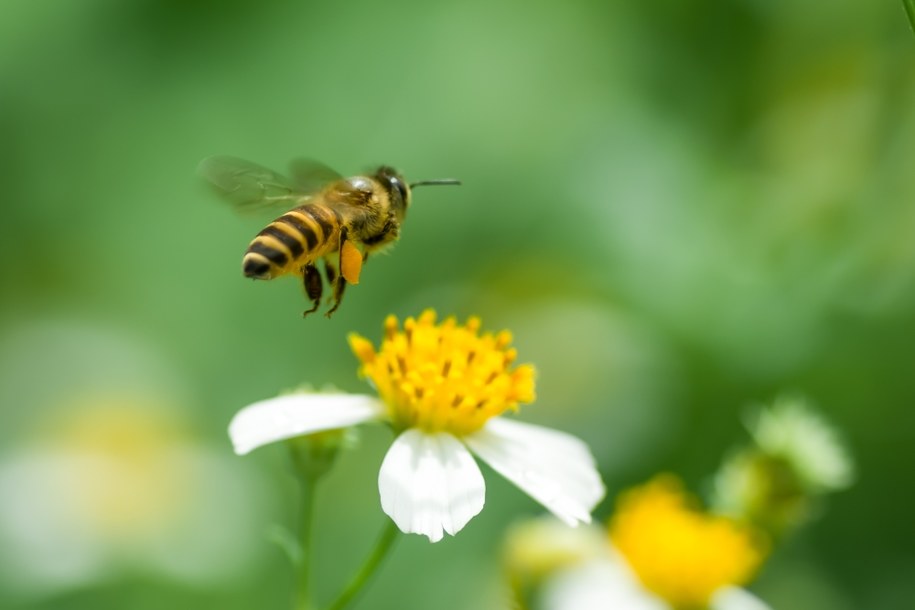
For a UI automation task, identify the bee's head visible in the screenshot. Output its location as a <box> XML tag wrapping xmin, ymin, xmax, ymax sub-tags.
<box><xmin>374</xmin><ymin>167</ymin><xmax>461</xmax><ymax>220</ymax></box>
<box><xmin>374</xmin><ymin>166</ymin><xmax>411</xmax><ymax>219</ymax></box>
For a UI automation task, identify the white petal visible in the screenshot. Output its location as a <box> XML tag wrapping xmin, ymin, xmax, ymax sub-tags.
<box><xmin>543</xmin><ymin>559</ymin><xmax>670</xmax><ymax>610</ymax></box>
<box><xmin>464</xmin><ymin>417</ymin><xmax>605</xmax><ymax>526</ymax></box>
<box><xmin>378</xmin><ymin>430</ymin><xmax>485</xmax><ymax>542</ymax></box>
<box><xmin>228</xmin><ymin>393</ymin><xmax>385</xmax><ymax>455</ymax></box>
<box><xmin>711</xmin><ymin>587</ymin><xmax>772</xmax><ymax>610</ymax></box>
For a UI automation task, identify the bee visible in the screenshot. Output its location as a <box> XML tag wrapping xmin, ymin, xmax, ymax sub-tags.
<box><xmin>198</xmin><ymin>156</ymin><xmax>460</xmax><ymax>317</ymax></box>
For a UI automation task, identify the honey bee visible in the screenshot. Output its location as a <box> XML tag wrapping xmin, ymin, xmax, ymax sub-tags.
<box><xmin>198</xmin><ymin>156</ymin><xmax>460</xmax><ymax>317</ymax></box>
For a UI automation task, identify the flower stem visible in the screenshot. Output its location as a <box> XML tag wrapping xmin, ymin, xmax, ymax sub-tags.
<box><xmin>906</xmin><ymin>0</ymin><xmax>915</xmax><ymax>35</ymax></box>
<box><xmin>324</xmin><ymin>520</ymin><xmax>400</xmax><ymax>610</ymax></box>
<box><xmin>286</xmin><ymin>431</ymin><xmax>345</xmax><ymax>610</ymax></box>
<box><xmin>295</xmin><ymin>474</ymin><xmax>318</xmax><ymax>610</ymax></box>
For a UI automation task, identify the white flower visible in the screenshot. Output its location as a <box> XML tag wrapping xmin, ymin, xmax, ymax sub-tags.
<box><xmin>0</xmin><ymin>402</ymin><xmax>266</xmax><ymax>596</ymax></box>
<box><xmin>229</xmin><ymin>310</ymin><xmax>605</xmax><ymax>542</ymax></box>
<box><xmin>543</xmin><ymin>559</ymin><xmax>772</xmax><ymax>610</ymax></box>
<box><xmin>0</xmin><ymin>323</ymin><xmax>266</xmax><ymax>596</ymax></box>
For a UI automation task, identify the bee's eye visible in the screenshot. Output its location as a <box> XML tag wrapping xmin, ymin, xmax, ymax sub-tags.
<box><xmin>390</xmin><ymin>177</ymin><xmax>408</xmax><ymax>206</ymax></box>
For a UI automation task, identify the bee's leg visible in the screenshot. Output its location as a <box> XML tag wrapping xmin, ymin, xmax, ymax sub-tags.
<box><xmin>325</xmin><ymin>231</ymin><xmax>352</xmax><ymax>318</ymax></box>
<box><xmin>322</xmin><ymin>257</ymin><xmax>337</xmax><ymax>290</ymax></box>
<box><xmin>325</xmin><ymin>274</ymin><xmax>347</xmax><ymax>318</ymax></box>
<box><xmin>326</xmin><ymin>229</ymin><xmax>359</xmax><ymax>318</ymax></box>
<box><xmin>302</xmin><ymin>264</ymin><xmax>322</xmax><ymax>318</ymax></box>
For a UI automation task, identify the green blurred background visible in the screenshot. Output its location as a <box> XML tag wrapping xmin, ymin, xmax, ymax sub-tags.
<box><xmin>1</xmin><ymin>0</ymin><xmax>913</xmax><ymax>608</ymax></box>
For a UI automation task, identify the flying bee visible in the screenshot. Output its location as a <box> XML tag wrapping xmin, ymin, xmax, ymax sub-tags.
<box><xmin>198</xmin><ymin>156</ymin><xmax>460</xmax><ymax>317</ymax></box>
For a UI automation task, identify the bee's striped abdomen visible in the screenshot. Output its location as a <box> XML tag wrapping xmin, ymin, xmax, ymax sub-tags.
<box><xmin>242</xmin><ymin>204</ymin><xmax>342</xmax><ymax>279</ymax></box>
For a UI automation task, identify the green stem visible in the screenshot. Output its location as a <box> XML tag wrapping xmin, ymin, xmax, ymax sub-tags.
<box><xmin>324</xmin><ymin>521</ymin><xmax>400</xmax><ymax>610</ymax></box>
<box><xmin>287</xmin><ymin>432</ymin><xmax>343</xmax><ymax>609</ymax></box>
<box><xmin>905</xmin><ymin>0</ymin><xmax>915</xmax><ymax>35</ymax></box>
<box><xmin>295</xmin><ymin>476</ymin><xmax>318</xmax><ymax>610</ymax></box>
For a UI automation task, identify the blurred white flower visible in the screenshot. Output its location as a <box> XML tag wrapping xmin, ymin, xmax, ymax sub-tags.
<box><xmin>229</xmin><ymin>310</ymin><xmax>605</xmax><ymax>542</ymax></box>
<box><xmin>501</xmin><ymin>516</ymin><xmax>651</xmax><ymax>610</ymax></box>
<box><xmin>0</xmin><ymin>322</ymin><xmax>266</xmax><ymax>597</ymax></box>
<box><xmin>502</xmin><ymin>515</ymin><xmax>609</xmax><ymax>607</ymax></box>
<box><xmin>0</xmin><ymin>400</ymin><xmax>265</xmax><ymax>596</ymax></box>
<box><xmin>544</xmin><ymin>558</ymin><xmax>673</xmax><ymax>610</ymax></box>
<box><xmin>502</xmin><ymin>515</ymin><xmax>609</xmax><ymax>579</ymax></box>
<box><xmin>547</xmin><ymin>560</ymin><xmax>773</xmax><ymax>610</ymax></box>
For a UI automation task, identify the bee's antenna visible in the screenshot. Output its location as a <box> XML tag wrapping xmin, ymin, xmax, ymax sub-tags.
<box><xmin>409</xmin><ymin>179</ymin><xmax>462</xmax><ymax>188</ymax></box>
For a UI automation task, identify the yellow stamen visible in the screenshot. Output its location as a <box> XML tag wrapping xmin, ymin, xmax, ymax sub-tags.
<box><xmin>348</xmin><ymin>309</ymin><xmax>536</xmax><ymax>436</ymax></box>
<box><xmin>610</xmin><ymin>475</ymin><xmax>766</xmax><ymax>610</ymax></box>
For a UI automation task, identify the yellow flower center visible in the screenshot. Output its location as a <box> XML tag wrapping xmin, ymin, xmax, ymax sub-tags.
<box><xmin>610</xmin><ymin>475</ymin><xmax>766</xmax><ymax>610</ymax></box>
<box><xmin>349</xmin><ymin>309</ymin><xmax>535</xmax><ymax>436</ymax></box>
<box><xmin>49</xmin><ymin>399</ymin><xmax>190</xmax><ymax>537</ymax></box>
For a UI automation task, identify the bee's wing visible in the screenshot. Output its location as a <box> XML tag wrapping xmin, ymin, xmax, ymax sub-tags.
<box><xmin>289</xmin><ymin>158</ymin><xmax>344</xmax><ymax>192</ymax></box>
<box><xmin>197</xmin><ymin>155</ymin><xmax>309</xmax><ymax>213</ymax></box>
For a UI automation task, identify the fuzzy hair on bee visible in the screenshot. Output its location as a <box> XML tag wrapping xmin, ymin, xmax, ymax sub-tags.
<box><xmin>198</xmin><ymin>156</ymin><xmax>460</xmax><ymax>317</ymax></box>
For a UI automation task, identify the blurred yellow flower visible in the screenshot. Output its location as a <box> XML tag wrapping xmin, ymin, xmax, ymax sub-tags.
<box><xmin>610</xmin><ymin>476</ymin><xmax>766</xmax><ymax>609</ymax></box>
<box><xmin>537</xmin><ymin>476</ymin><xmax>770</xmax><ymax>610</ymax></box>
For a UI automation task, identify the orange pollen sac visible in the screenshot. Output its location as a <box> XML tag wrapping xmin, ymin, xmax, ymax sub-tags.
<box><xmin>609</xmin><ymin>475</ymin><xmax>767</xmax><ymax>610</ymax></box>
<box><xmin>348</xmin><ymin>309</ymin><xmax>536</xmax><ymax>436</ymax></box>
